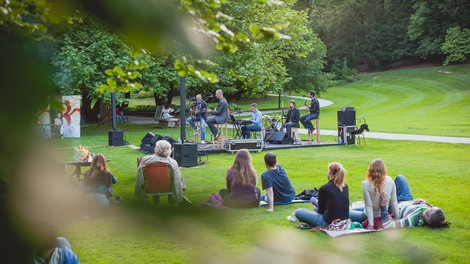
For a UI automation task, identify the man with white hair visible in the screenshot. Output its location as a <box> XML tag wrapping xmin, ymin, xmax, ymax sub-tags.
<box><xmin>135</xmin><ymin>140</ymin><xmax>188</xmax><ymax>205</ymax></box>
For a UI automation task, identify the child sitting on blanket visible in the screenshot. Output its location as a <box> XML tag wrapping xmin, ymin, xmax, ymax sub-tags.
<box><xmin>260</xmin><ymin>152</ymin><xmax>296</xmax><ymax>212</ymax></box>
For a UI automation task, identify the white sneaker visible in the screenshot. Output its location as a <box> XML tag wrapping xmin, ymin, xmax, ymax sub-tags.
<box><xmin>193</xmin><ymin>128</ymin><xmax>199</xmax><ymax>135</ymax></box>
<box><xmin>286</xmin><ymin>211</ymin><xmax>299</xmax><ymax>222</ymax></box>
<box><xmin>200</xmin><ymin>140</ymin><xmax>206</xmax><ymax>144</ymax></box>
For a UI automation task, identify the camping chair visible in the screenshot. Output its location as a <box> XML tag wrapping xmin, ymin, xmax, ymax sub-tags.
<box><xmin>351</xmin><ymin>117</ymin><xmax>369</xmax><ymax>145</ymax></box>
<box><xmin>142</xmin><ymin>163</ymin><xmax>175</xmax><ymax>205</ymax></box>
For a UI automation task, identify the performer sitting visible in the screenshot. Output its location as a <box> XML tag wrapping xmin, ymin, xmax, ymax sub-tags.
<box><xmin>241</xmin><ymin>103</ymin><xmax>263</xmax><ymax>139</ymax></box>
<box><xmin>299</xmin><ymin>90</ymin><xmax>320</xmax><ymax>142</ymax></box>
<box><xmin>283</xmin><ymin>100</ymin><xmax>300</xmax><ymax>144</ymax></box>
<box><xmin>187</xmin><ymin>94</ymin><xmax>208</xmax><ymax>144</ymax></box>
<box><xmin>206</xmin><ymin>89</ymin><xmax>229</xmax><ymax>140</ymax></box>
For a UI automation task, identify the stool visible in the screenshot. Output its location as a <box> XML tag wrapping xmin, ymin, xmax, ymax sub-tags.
<box><xmin>212</xmin><ymin>122</ymin><xmax>228</xmax><ymax>148</ymax></box>
<box><xmin>250</xmin><ymin>127</ymin><xmax>265</xmax><ymax>141</ymax></box>
<box><xmin>191</xmin><ymin>120</ymin><xmax>200</xmax><ymax>143</ymax></box>
<box><xmin>308</xmin><ymin>119</ymin><xmax>320</xmax><ymax>143</ymax></box>
<box><xmin>291</xmin><ymin>127</ymin><xmax>299</xmax><ymax>144</ymax></box>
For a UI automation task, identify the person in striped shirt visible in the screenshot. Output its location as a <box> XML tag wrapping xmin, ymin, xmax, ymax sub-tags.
<box><xmin>380</xmin><ymin>175</ymin><xmax>450</xmax><ymax>229</ymax></box>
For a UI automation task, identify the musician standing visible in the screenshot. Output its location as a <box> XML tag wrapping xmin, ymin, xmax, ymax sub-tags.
<box><xmin>241</xmin><ymin>103</ymin><xmax>263</xmax><ymax>139</ymax></box>
<box><xmin>187</xmin><ymin>94</ymin><xmax>208</xmax><ymax>143</ymax></box>
<box><xmin>284</xmin><ymin>100</ymin><xmax>300</xmax><ymax>144</ymax></box>
<box><xmin>299</xmin><ymin>90</ymin><xmax>320</xmax><ymax>142</ymax></box>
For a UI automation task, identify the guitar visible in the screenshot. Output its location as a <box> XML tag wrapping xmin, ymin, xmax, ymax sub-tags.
<box><xmin>190</xmin><ymin>103</ymin><xmax>207</xmax><ymax>116</ymax></box>
<box><xmin>304</xmin><ymin>101</ymin><xmax>311</xmax><ymax>109</ymax></box>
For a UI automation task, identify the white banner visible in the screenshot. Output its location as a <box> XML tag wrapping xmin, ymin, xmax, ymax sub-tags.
<box><xmin>62</xmin><ymin>95</ymin><xmax>81</xmax><ymax>138</ymax></box>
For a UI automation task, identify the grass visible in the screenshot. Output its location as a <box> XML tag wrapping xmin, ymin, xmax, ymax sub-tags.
<box><xmin>130</xmin><ymin>65</ymin><xmax>470</xmax><ymax>137</ymax></box>
<box><xmin>36</xmin><ymin>65</ymin><xmax>470</xmax><ymax>263</ymax></box>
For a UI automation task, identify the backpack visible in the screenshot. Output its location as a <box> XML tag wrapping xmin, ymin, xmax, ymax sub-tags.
<box><xmin>295</xmin><ymin>188</ymin><xmax>319</xmax><ymax>200</ymax></box>
<box><xmin>204</xmin><ymin>193</ymin><xmax>224</xmax><ymax>209</ymax></box>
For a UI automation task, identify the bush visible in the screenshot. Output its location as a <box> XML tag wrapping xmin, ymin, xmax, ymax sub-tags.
<box><xmin>442</xmin><ymin>26</ymin><xmax>470</xmax><ymax>65</ymax></box>
<box><xmin>331</xmin><ymin>58</ymin><xmax>358</xmax><ymax>82</ymax></box>
<box><xmin>126</xmin><ymin>105</ymin><xmax>156</xmax><ymax>112</ymax></box>
<box><xmin>131</xmin><ymin>90</ymin><xmax>154</xmax><ymax>99</ymax></box>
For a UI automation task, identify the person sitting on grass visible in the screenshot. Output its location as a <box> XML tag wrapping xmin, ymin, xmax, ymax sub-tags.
<box><xmin>260</xmin><ymin>152</ymin><xmax>296</xmax><ymax>212</ymax></box>
<box><xmin>349</xmin><ymin>159</ymin><xmax>400</xmax><ymax>230</ymax></box>
<box><xmin>219</xmin><ymin>149</ymin><xmax>260</xmax><ymax>208</ymax></box>
<box><xmin>293</xmin><ymin>162</ymin><xmax>350</xmax><ymax>229</ymax></box>
<box><xmin>32</xmin><ymin>221</ymin><xmax>79</xmax><ymax>264</ymax></box>
<box><xmin>379</xmin><ymin>175</ymin><xmax>450</xmax><ymax>229</ymax></box>
<box><xmin>83</xmin><ymin>153</ymin><xmax>117</xmax><ymax>207</ymax></box>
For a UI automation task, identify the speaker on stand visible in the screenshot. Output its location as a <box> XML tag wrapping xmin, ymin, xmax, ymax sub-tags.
<box><xmin>337</xmin><ymin>107</ymin><xmax>356</xmax><ymax>145</ymax></box>
<box><xmin>337</xmin><ymin>106</ymin><xmax>356</xmax><ymax>126</ymax></box>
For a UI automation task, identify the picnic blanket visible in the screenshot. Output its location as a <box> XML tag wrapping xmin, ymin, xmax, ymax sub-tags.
<box><xmin>259</xmin><ymin>199</ymin><xmax>310</xmax><ymax>207</ymax></box>
<box><xmin>320</xmin><ymin>228</ymin><xmax>377</xmax><ymax>238</ymax></box>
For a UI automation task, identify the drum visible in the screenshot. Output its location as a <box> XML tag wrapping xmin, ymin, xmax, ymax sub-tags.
<box><xmin>272</xmin><ymin>121</ymin><xmax>282</xmax><ymax>132</ymax></box>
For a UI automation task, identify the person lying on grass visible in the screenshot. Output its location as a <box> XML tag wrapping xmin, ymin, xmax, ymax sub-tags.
<box><xmin>379</xmin><ymin>175</ymin><xmax>450</xmax><ymax>229</ymax></box>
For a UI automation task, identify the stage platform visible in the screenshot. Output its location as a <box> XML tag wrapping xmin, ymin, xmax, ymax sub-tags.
<box><xmin>195</xmin><ymin>139</ymin><xmax>342</xmax><ymax>154</ymax></box>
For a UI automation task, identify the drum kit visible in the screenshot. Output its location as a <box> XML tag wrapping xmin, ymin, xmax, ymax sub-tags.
<box><xmin>263</xmin><ymin>114</ymin><xmax>285</xmax><ymax>139</ymax></box>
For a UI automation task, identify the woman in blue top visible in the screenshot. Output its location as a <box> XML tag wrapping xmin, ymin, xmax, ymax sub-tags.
<box><xmin>294</xmin><ymin>162</ymin><xmax>350</xmax><ymax>228</ymax></box>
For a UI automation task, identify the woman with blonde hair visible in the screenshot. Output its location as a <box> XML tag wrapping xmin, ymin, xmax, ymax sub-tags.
<box><xmin>351</xmin><ymin>159</ymin><xmax>400</xmax><ymax>230</ymax></box>
<box><xmin>219</xmin><ymin>149</ymin><xmax>260</xmax><ymax>208</ymax></box>
<box><xmin>83</xmin><ymin>153</ymin><xmax>117</xmax><ymax>207</ymax></box>
<box><xmin>293</xmin><ymin>162</ymin><xmax>350</xmax><ymax>228</ymax></box>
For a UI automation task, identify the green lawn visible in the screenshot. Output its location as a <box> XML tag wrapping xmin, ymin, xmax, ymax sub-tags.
<box><xmin>131</xmin><ymin>64</ymin><xmax>470</xmax><ymax>137</ymax></box>
<box><xmin>51</xmin><ymin>65</ymin><xmax>470</xmax><ymax>263</ymax></box>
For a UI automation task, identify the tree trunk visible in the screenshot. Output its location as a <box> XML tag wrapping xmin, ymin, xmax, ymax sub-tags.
<box><xmin>80</xmin><ymin>88</ymin><xmax>100</xmax><ymax>123</ymax></box>
<box><xmin>98</xmin><ymin>100</ymin><xmax>112</xmax><ymax>125</ymax></box>
<box><xmin>167</xmin><ymin>82</ymin><xmax>175</xmax><ymax>105</ymax></box>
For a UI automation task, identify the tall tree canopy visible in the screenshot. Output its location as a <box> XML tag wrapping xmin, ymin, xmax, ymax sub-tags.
<box><xmin>208</xmin><ymin>0</ymin><xmax>328</xmax><ymax>98</ymax></box>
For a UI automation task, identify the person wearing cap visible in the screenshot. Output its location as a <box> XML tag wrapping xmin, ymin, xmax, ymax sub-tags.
<box><xmin>241</xmin><ymin>103</ymin><xmax>263</xmax><ymax>139</ymax></box>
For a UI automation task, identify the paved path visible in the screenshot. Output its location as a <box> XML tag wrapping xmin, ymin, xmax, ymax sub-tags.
<box><xmin>126</xmin><ymin>116</ymin><xmax>470</xmax><ymax>144</ymax></box>
<box><xmin>126</xmin><ymin>94</ymin><xmax>470</xmax><ymax>144</ymax></box>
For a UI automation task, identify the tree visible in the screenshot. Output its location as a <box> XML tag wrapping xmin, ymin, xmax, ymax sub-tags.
<box><xmin>407</xmin><ymin>0</ymin><xmax>470</xmax><ymax>59</ymax></box>
<box><xmin>205</xmin><ymin>0</ymin><xmax>328</xmax><ymax>99</ymax></box>
<box><xmin>312</xmin><ymin>0</ymin><xmax>415</xmax><ymax>70</ymax></box>
<box><xmin>51</xmin><ymin>17</ymin><xmax>148</xmax><ymax>122</ymax></box>
<box><xmin>442</xmin><ymin>26</ymin><xmax>470</xmax><ymax>65</ymax></box>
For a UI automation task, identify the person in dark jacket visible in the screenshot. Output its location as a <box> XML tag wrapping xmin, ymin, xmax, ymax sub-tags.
<box><xmin>283</xmin><ymin>100</ymin><xmax>300</xmax><ymax>144</ymax></box>
<box><xmin>83</xmin><ymin>154</ymin><xmax>117</xmax><ymax>207</ymax></box>
<box><xmin>294</xmin><ymin>162</ymin><xmax>350</xmax><ymax>228</ymax></box>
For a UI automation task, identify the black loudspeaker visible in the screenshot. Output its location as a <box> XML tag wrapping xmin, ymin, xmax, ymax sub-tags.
<box><xmin>267</xmin><ymin>132</ymin><xmax>289</xmax><ymax>144</ymax></box>
<box><xmin>149</xmin><ymin>134</ymin><xmax>163</xmax><ymax>146</ymax></box>
<box><xmin>173</xmin><ymin>143</ymin><xmax>198</xmax><ymax>167</ymax></box>
<box><xmin>140</xmin><ymin>143</ymin><xmax>153</xmax><ymax>154</ymax></box>
<box><xmin>337</xmin><ymin>107</ymin><xmax>356</xmax><ymax>126</ymax></box>
<box><xmin>141</xmin><ymin>132</ymin><xmax>155</xmax><ymax>144</ymax></box>
<box><xmin>162</xmin><ymin>136</ymin><xmax>177</xmax><ymax>147</ymax></box>
<box><xmin>108</xmin><ymin>130</ymin><xmax>125</xmax><ymax>146</ymax></box>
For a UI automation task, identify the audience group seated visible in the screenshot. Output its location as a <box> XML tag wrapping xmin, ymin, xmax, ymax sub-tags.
<box><xmin>4</xmin><ymin>140</ymin><xmax>448</xmax><ymax>262</ymax></box>
<box><xmin>196</xmin><ymin>150</ymin><xmax>450</xmax><ymax>231</ymax></box>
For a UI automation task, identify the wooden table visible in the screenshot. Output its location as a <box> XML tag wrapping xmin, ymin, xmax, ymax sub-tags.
<box><xmin>66</xmin><ymin>159</ymin><xmax>110</xmax><ymax>179</ymax></box>
<box><xmin>66</xmin><ymin>161</ymin><xmax>92</xmax><ymax>179</ymax></box>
